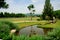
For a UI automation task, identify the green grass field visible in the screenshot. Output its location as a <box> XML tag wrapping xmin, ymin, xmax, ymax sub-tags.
<box><xmin>0</xmin><ymin>17</ymin><xmax>39</xmax><ymax>22</ymax></box>
<box><xmin>0</xmin><ymin>17</ymin><xmax>60</xmax><ymax>29</ymax></box>
<box><xmin>16</xmin><ymin>21</ymin><xmax>47</xmax><ymax>29</ymax></box>
<box><xmin>0</xmin><ymin>18</ymin><xmax>60</xmax><ymax>40</ymax></box>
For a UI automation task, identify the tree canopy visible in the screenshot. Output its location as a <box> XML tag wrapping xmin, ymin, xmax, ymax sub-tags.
<box><xmin>42</xmin><ymin>0</ymin><xmax>53</xmax><ymax>20</ymax></box>
<box><xmin>0</xmin><ymin>0</ymin><xmax>8</xmax><ymax>8</ymax></box>
<box><xmin>53</xmin><ymin>10</ymin><xmax>60</xmax><ymax>19</ymax></box>
<box><xmin>27</xmin><ymin>4</ymin><xmax>35</xmax><ymax>20</ymax></box>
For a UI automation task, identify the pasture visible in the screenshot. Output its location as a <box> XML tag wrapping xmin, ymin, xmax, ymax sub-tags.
<box><xmin>0</xmin><ymin>17</ymin><xmax>60</xmax><ymax>29</ymax></box>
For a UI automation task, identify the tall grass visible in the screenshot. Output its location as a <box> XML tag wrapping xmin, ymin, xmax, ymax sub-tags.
<box><xmin>12</xmin><ymin>35</ymin><xmax>44</xmax><ymax>40</ymax></box>
<box><xmin>45</xmin><ymin>27</ymin><xmax>60</xmax><ymax>40</ymax></box>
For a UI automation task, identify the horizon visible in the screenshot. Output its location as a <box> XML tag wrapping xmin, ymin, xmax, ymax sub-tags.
<box><xmin>0</xmin><ymin>0</ymin><xmax>60</xmax><ymax>14</ymax></box>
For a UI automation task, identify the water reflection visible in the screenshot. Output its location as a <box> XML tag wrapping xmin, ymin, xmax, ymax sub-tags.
<box><xmin>19</xmin><ymin>25</ymin><xmax>44</xmax><ymax>35</ymax></box>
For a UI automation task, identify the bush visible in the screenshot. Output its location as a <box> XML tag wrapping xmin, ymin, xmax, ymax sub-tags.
<box><xmin>3</xmin><ymin>35</ymin><xmax>12</xmax><ymax>40</ymax></box>
<box><xmin>0</xmin><ymin>21</ymin><xmax>18</xmax><ymax>39</ymax></box>
<box><xmin>37</xmin><ymin>19</ymin><xmax>41</xmax><ymax>21</ymax></box>
<box><xmin>0</xmin><ymin>21</ymin><xmax>18</xmax><ymax>30</ymax></box>
<box><xmin>0</xmin><ymin>22</ymin><xmax>10</xmax><ymax>39</ymax></box>
<box><xmin>45</xmin><ymin>27</ymin><xmax>60</xmax><ymax>40</ymax></box>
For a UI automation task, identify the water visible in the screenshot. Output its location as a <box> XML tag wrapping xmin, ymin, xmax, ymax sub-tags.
<box><xmin>19</xmin><ymin>25</ymin><xmax>44</xmax><ymax>35</ymax></box>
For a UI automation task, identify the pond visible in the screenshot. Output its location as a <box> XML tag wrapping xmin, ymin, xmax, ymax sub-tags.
<box><xmin>19</xmin><ymin>25</ymin><xmax>53</xmax><ymax>36</ymax></box>
<box><xmin>19</xmin><ymin>25</ymin><xmax>45</xmax><ymax>35</ymax></box>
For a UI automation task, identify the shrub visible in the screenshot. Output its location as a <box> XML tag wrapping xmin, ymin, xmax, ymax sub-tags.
<box><xmin>3</xmin><ymin>35</ymin><xmax>12</xmax><ymax>40</ymax></box>
<box><xmin>0</xmin><ymin>21</ymin><xmax>18</xmax><ymax>39</ymax></box>
<box><xmin>0</xmin><ymin>22</ymin><xmax>10</xmax><ymax>39</ymax></box>
<box><xmin>0</xmin><ymin>21</ymin><xmax>18</xmax><ymax>30</ymax></box>
<box><xmin>45</xmin><ymin>27</ymin><xmax>60</xmax><ymax>40</ymax></box>
<box><xmin>37</xmin><ymin>19</ymin><xmax>41</xmax><ymax>21</ymax></box>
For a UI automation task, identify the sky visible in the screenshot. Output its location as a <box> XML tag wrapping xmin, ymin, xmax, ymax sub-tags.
<box><xmin>0</xmin><ymin>0</ymin><xmax>60</xmax><ymax>14</ymax></box>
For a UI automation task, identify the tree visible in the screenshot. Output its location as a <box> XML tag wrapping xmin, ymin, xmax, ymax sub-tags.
<box><xmin>27</xmin><ymin>4</ymin><xmax>35</xmax><ymax>20</ymax></box>
<box><xmin>0</xmin><ymin>0</ymin><xmax>8</xmax><ymax>8</ymax></box>
<box><xmin>0</xmin><ymin>12</ymin><xmax>4</xmax><ymax>17</ymax></box>
<box><xmin>53</xmin><ymin>10</ymin><xmax>60</xmax><ymax>19</ymax></box>
<box><xmin>42</xmin><ymin>0</ymin><xmax>53</xmax><ymax>20</ymax></box>
<box><xmin>4</xmin><ymin>12</ymin><xmax>10</xmax><ymax>17</ymax></box>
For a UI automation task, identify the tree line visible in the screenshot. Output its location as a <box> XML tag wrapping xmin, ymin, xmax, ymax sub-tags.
<box><xmin>0</xmin><ymin>12</ymin><xmax>26</xmax><ymax>18</ymax></box>
<box><xmin>53</xmin><ymin>10</ymin><xmax>60</xmax><ymax>19</ymax></box>
<box><xmin>0</xmin><ymin>0</ymin><xmax>25</xmax><ymax>18</ymax></box>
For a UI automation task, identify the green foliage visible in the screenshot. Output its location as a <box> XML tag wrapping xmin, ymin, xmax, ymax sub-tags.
<box><xmin>53</xmin><ymin>10</ymin><xmax>60</xmax><ymax>19</ymax></box>
<box><xmin>3</xmin><ymin>35</ymin><xmax>12</xmax><ymax>40</ymax></box>
<box><xmin>27</xmin><ymin>4</ymin><xmax>35</xmax><ymax>20</ymax></box>
<box><xmin>0</xmin><ymin>21</ymin><xmax>18</xmax><ymax>30</ymax></box>
<box><xmin>29</xmin><ymin>35</ymin><xmax>44</xmax><ymax>40</ymax></box>
<box><xmin>12</xmin><ymin>35</ymin><xmax>44</xmax><ymax>40</ymax></box>
<box><xmin>0</xmin><ymin>22</ymin><xmax>10</xmax><ymax>39</ymax></box>
<box><xmin>0</xmin><ymin>12</ymin><xmax>4</xmax><ymax>17</ymax></box>
<box><xmin>42</xmin><ymin>0</ymin><xmax>53</xmax><ymax>20</ymax></box>
<box><xmin>37</xmin><ymin>19</ymin><xmax>41</xmax><ymax>21</ymax></box>
<box><xmin>0</xmin><ymin>21</ymin><xmax>18</xmax><ymax>39</ymax></box>
<box><xmin>45</xmin><ymin>27</ymin><xmax>60</xmax><ymax>40</ymax></box>
<box><xmin>0</xmin><ymin>12</ymin><xmax>26</xmax><ymax>18</ymax></box>
<box><xmin>0</xmin><ymin>0</ymin><xmax>8</xmax><ymax>8</ymax></box>
<box><xmin>27</xmin><ymin>4</ymin><xmax>34</xmax><ymax>10</ymax></box>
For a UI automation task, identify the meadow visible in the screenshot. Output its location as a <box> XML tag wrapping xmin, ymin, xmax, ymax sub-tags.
<box><xmin>0</xmin><ymin>17</ymin><xmax>48</xmax><ymax>29</ymax></box>
<box><xmin>0</xmin><ymin>17</ymin><xmax>60</xmax><ymax>40</ymax></box>
<box><xmin>0</xmin><ymin>17</ymin><xmax>60</xmax><ymax>29</ymax></box>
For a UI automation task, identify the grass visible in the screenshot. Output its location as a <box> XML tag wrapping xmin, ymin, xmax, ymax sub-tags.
<box><xmin>0</xmin><ymin>17</ymin><xmax>60</xmax><ymax>29</ymax></box>
<box><xmin>16</xmin><ymin>20</ymin><xmax>60</xmax><ymax>29</ymax></box>
<box><xmin>16</xmin><ymin>21</ymin><xmax>48</xmax><ymax>29</ymax></box>
<box><xmin>1</xmin><ymin>18</ymin><xmax>60</xmax><ymax>40</ymax></box>
<box><xmin>38</xmin><ymin>20</ymin><xmax>60</xmax><ymax>28</ymax></box>
<box><xmin>12</xmin><ymin>35</ymin><xmax>44</xmax><ymax>40</ymax></box>
<box><xmin>0</xmin><ymin>17</ymin><xmax>39</xmax><ymax>22</ymax></box>
<box><xmin>0</xmin><ymin>17</ymin><xmax>48</xmax><ymax>29</ymax></box>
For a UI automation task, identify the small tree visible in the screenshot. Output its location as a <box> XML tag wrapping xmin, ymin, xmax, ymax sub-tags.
<box><xmin>27</xmin><ymin>4</ymin><xmax>35</xmax><ymax>20</ymax></box>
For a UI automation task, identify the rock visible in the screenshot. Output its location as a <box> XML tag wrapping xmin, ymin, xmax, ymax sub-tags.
<box><xmin>10</xmin><ymin>29</ymin><xmax>16</xmax><ymax>35</ymax></box>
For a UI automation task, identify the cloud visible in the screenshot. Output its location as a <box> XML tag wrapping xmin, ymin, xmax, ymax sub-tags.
<box><xmin>0</xmin><ymin>0</ymin><xmax>29</xmax><ymax>13</ymax></box>
<box><xmin>31</xmin><ymin>0</ymin><xmax>39</xmax><ymax>2</ymax></box>
<box><xmin>0</xmin><ymin>0</ymin><xmax>60</xmax><ymax>14</ymax></box>
<box><xmin>51</xmin><ymin>0</ymin><xmax>60</xmax><ymax>10</ymax></box>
